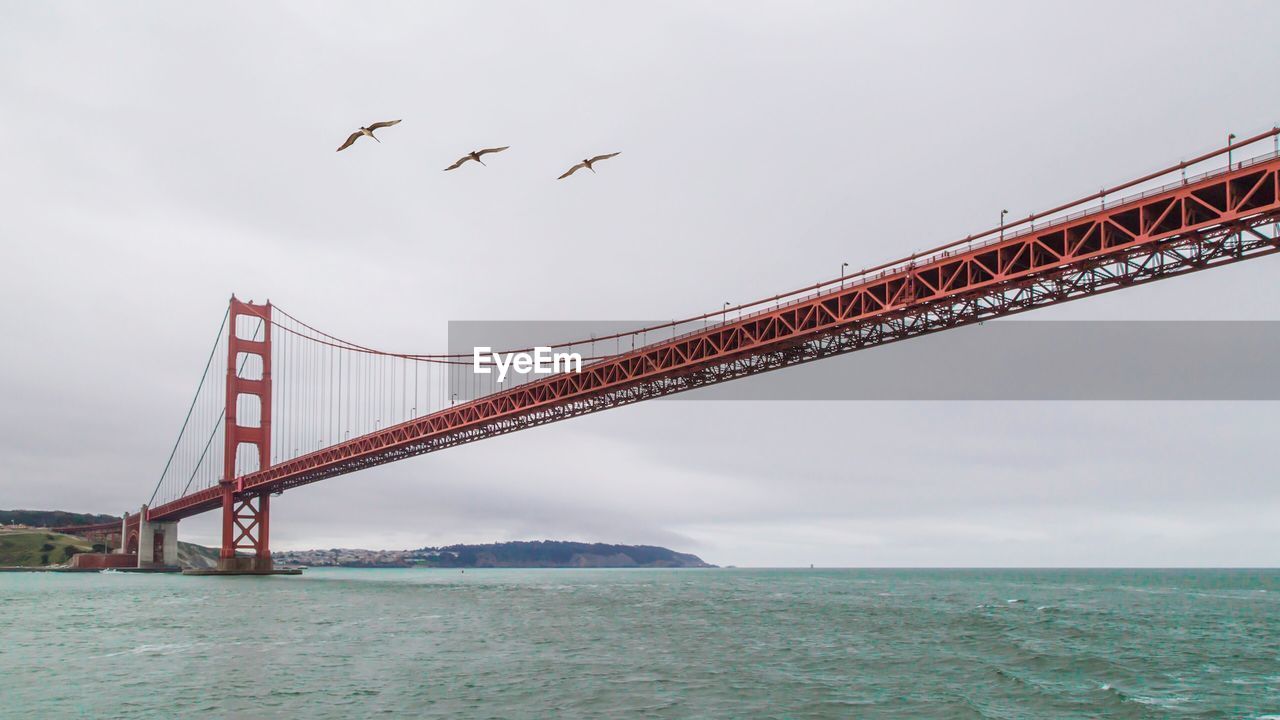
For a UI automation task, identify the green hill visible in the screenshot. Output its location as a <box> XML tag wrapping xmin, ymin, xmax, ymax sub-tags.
<box><xmin>0</xmin><ymin>531</ymin><xmax>93</xmax><ymax>566</ymax></box>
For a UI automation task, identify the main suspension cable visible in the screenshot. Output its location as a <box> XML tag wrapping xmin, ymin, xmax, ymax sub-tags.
<box><xmin>148</xmin><ymin>307</ymin><xmax>230</xmax><ymax>508</ymax></box>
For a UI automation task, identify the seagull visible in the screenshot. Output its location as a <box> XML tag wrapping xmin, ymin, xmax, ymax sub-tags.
<box><xmin>443</xmin><ymin>146</ymin><xmax>510</xmax><ymax>171</ymax></box>
<box><xmin>336</xmin><ymin>120</ymin><xmax>402</xmax><ymax>152</ymax></box>
<box><xmin>558</xmin><ymin>152</ymin><xmax>621</xmax><ymax>179</ymax></box>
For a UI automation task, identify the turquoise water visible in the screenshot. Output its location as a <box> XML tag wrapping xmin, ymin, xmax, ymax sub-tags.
<box><xmin>1</xmin><ymin>568</ymin><xmax>1277</xmax><ymax>718</ymax></box>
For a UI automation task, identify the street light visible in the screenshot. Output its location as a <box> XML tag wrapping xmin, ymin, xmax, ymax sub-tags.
<box><xmin>999</xmin><ymin>209</ymin><xmax>1009</xmax><ymax>240</ymax></box>
<box><xmin>1228</xmin><ymin>132</ymin><xmax>1237</xmax><ymax>168</ymax></box>
<box><xmin>723</xmin><ymin>302</ymin><xmax>731</xmax><ymax>325</ymax></box>
<box><xmin>841</xmin><ymin>262</ymin><xmax>849</xmax><ymax>289</ymax></box>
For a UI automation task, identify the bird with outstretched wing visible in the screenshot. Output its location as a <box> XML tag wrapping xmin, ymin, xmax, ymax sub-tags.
<box><xmin>558</xmin><ymin>152</ymin><xmax>621</xmax><ymax>179</ymax></box>
<box><xmin>336</xmin><ymin>119</ymin><xmax>402</xmax><ymax>152</ymax></box>
<box><xmin>444</xmin><ymin>146</ymin><xmax>511</xmax><ymax>171</ymax></box>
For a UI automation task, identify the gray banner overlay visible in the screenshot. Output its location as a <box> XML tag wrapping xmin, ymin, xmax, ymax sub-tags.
<box><xmin>449</xmin><ymin>320</ymin><xmax>1280</xmax><ymax>400</ymax></box>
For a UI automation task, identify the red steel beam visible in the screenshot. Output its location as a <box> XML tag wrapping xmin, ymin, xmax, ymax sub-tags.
<box><xmin>147</xmin><ymin>152</ymin><xmax>1280</xmax><ymax>523</ymax></box>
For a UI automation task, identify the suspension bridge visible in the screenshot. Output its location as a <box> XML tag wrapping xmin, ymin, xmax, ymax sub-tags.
<box><xmin>58</xmin><ymin>129</ymin><xmax>1280</xmax><ymax>573</ymax></box>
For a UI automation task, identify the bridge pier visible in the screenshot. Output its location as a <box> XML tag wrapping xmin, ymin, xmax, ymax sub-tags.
<box><xmin>216</xmin><ymin>489</ymin><xmax>274</xmax><ymax>572</ymax></box>
<box><xmin>136</xmin><ymin>507</ymin><xmax>153</xmax><ymax>566</ymax></box>
<box><xmin>116</xmin><ymin>512</ymin><xmax>129</xmax><ymax>555</ymax></box>
<box><xmin>215</xmin><ymin>556</ymin><xmax>276</xmax><ymax>572</ymax></box>
<box><xmin>158</xmin><ymin>522</ymin><xmax>178</xmax><ymax>567</ymax></box>
<box><xmin>134</xmin><ymin>505</ymin><xmax>180</xmax><ymax>568</ymax></box>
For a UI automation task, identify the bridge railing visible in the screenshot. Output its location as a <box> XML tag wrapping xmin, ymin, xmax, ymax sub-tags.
<box><xmin>592</xmin><ymin>149</ymin><xmax>1280</xmax><ymax>361</ymax></box>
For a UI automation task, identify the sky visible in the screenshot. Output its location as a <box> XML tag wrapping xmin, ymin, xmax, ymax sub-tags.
<box><xmin>2</xmin><ymin>1</ymin><xmax>1280</xmax><ymax>566</ymax></box>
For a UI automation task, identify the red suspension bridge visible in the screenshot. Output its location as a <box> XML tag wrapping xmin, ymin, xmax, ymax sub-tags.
<box><xmin>60</xmin><ymin>129</ymin><xmax>1280</xmax><ymax>573</ymax></box>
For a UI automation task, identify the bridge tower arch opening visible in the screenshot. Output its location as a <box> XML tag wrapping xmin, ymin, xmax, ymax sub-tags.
<box><xmin>219</xmin><ymin>297</ymin><xmax>274</xmax><ymax>572</ymax></box>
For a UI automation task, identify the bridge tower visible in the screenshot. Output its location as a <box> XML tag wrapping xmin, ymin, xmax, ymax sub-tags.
<box><xmin>219</xmin><ymin>296</ymin><xmax>274</xmax><ymax>572</ymax></box>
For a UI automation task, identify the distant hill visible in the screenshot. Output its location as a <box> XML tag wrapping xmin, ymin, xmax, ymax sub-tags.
<box><xmin>0</xmin><ymin>509</ymin><xmax>118</xmax><ymax>528</ymax></box>
<box><xmin>274</xmin><ymin>540</ymin><xmax>715</xmax><ymax>568</ymax></box>
<box><xmin>433</xmin><ymin>541</ymin><xmax>713</xmax><ymax>568</ymax></box>
<box><xmin>177</xmin><ymin>541</ymin><xmax>219</xmax><ymax>570</ymax></box>
<box><xmin>4</xmin><ymin>510</ymin><xmax>715</xmax><ymax>569</ymax></box>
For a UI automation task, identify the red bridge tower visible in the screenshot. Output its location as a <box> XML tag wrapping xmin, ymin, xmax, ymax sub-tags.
<box><xmin>220</xmin><ymin>297</ymin><xmax>274</xmax><ymax>572</ymax></box>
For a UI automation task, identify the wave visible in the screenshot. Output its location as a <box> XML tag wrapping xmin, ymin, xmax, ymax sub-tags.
<box><xmin>94</xmin><ymin>642</ymin><xmax>200</xmax><ymax>658</ymax></box>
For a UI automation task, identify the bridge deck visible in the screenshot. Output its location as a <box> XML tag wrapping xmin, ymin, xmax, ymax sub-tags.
<box><xmin>146</xmin><ymin>151</ymin><xmax>1280</xmax><ymax>524</ymax></box>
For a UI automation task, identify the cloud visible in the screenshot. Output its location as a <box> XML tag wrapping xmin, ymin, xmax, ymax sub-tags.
<box><xmin>3</xmin><ymin>1</ymin><xmax>1280</xmax><ymax>566</ymax></box>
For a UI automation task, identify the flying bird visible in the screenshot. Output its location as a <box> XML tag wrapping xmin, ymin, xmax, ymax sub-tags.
<box><xmin>443</xmin><ymin>146</ymin><xmax>510</xmax><ymax>171</ymax></box>
<box><xmin>558</xmin><ymin>152</ymin><xmax>621</xmax><ymax>179</ymax></box>
<box><xmin>336</xmin><ymin>120</ymin><xmax>402</xmax><ymax>152</ymax></box>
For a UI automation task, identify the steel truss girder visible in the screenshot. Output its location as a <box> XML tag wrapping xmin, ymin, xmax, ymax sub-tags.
<box><xmin>268</xmin><ymin>215</ymin><xmax>1280</xmax><ymax>493</ymax></box>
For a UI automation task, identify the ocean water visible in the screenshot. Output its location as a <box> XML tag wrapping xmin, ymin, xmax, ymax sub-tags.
<box><xmin>0</xmin><ymin>568</ymin><xmax>1277</xmax><ymax>718</ymax></box>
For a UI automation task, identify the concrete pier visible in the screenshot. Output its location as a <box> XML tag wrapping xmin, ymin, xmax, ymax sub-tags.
<box><xmin>134</xmin><ymin>505</ymin><xmax>181</xmax><ymax>569</ymax></box>
<box><xmin>214</xmin><ymin>554</ymin><xmax>278</xmax><ymax>573</ymax></box>
<box><xmin>136</xmin><ymin>507</ymin><xmax>153</xmax><ymax>565</ymax></box>
<box><xmin>157</xmin><ymin>522</ymin><xmax>177</xmax><ymax>566</ymax></box>
<box><xmin>117</xmin><ymin>512</ymin><xmax>129</xmax><ymax>555</ymax></box>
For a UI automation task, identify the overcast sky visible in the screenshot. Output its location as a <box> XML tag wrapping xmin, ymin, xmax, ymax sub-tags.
<box><xmin>3</xmin><ymin>1</ymin><xmax>1280</xmax><ymax>566</ymax></box>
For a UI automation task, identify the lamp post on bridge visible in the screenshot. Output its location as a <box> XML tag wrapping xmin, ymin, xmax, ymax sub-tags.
<box><xmin>1000</xmin><ymin>209</ymin><xmax>1009</xmax><ymax>240</ymax></box>
<box><xmin>841</xmin><ymin>262</ymin><xmax>849</xmax><ymax>289</ymax></box>
<box><xmin>1228</xmin><ymin>132</ymin><xmax>1236</xmax><ymax>168</ymax></box>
